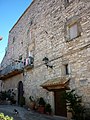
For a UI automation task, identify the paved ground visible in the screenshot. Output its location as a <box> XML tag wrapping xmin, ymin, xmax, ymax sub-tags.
<box><xmin>0</xmin><ymin>105</ymin><xmax>67</xmax><ymax>120</ymax></box>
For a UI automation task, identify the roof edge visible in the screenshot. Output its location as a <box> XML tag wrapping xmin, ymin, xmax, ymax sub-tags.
<box><xmin>9</xmin><ymin>0</ymin><xmax>35</xmax><ymax>33</ymax></box>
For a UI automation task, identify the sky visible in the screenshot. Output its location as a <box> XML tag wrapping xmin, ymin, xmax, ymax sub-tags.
<box><xmin>0</xmin><ymin>0</ymin><xmax>32</xmax><ymax>63</ymax></box>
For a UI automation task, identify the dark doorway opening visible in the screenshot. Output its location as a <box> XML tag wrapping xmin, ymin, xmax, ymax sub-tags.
<box><xmin>18</xmin><ymin>81</ymin><xmax>23</xmax><ymax>105</ymax></box>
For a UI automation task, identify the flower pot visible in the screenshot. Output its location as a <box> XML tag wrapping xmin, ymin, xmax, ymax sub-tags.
<box><xmin>37</xmin><ymin>106</ymin><xmax>45</xmax><ymax>114</ymax></box>
<box><xmin>29</xmin><ymin>101</ymin><xmax>36</xmax><ymax>110</ymax></box>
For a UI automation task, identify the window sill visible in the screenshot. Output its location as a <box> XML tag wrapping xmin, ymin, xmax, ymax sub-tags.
<box><xmin>66</xmin><ymin>34</ymin><xmax>81</xmax><ymax>42</ymax></box>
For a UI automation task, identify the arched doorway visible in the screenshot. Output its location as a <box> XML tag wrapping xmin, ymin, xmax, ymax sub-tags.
<box><xmin>18</xmin><ymin>81</ymin><xmax>23</xmax><ymax>105</ymax></box>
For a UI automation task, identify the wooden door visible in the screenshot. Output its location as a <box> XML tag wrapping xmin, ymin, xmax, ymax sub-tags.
<box><xmin>54</xmin><ymin>90</ymin><xmax>67</xmax><ymax>117</ymax></box>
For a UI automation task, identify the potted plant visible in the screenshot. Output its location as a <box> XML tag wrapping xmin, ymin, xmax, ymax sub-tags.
<box><xmin>37</xmin><ymin>97</ymin><xmax>46</xmax><ymax>114</ymax></box>
<box><xmin>29</xmin><ymin>96</ymin><xmax>36</xmax><ymax>110</ymax></box>
<box><xmin>45</xmin><ymin>103</ymin><xmax>52</xmax><ymax>115</ymax></box>
<box><xmin>19</xmin><ymin>96</ymin><xmax>25</xmax><ymax>107</ymax></box>
<box><xmin>63</xmin><ymin>89</ymin><xmax>85</xmax><ymax>120</ymax></box>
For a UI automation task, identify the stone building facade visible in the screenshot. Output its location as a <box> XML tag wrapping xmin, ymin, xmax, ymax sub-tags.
<box><xmin>0</xmin><ymin>0</ymin><xmax>90</xmax><ymax>117</ymax></box>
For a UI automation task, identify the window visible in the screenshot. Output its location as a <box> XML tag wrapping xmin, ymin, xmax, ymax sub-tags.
<box><xmin>13</xmin><ymin>37</ymin><xmax>15</xmax><ymax>43</ymax></box>
<box><xmin>65</xmin><ymin>64</ymin><xmax>69</xmax><ymax>75</ymax></box>
<box><xmin>64</xmin><ymin>0</ymin><xmax>73</xmax><ymax>6</ymax></box>
<box><xmin>65</xmin><ymin>16</ymin><xmax>82</xmax><ymax>41</ymax></box>
<box><xmin>64</xmin><ymin>0</ymin><xmax>69</xmax><ymax>8</ymax></box>
<box><xmin>29</xmin><ymin>51</ymin><xmax>33</xmax><ymax>57</ymax></box>
<box><xmin>28</xmin><ymin>43</ymin><xmax>35</xmax><ymax>57</ymax></box>
<box><xmin>65</xmin><ymin>0</ymin><xmax>69</xmax><ymax>3</ymax></box>
<box><xmin>68</xmin><ymin>23</ymin><xmax>78</xmax><ymax>40</ymax></box>
<box><xmin>62</xmin><ymin>61</ymin><xmax>71</xmax><ymax>76</ymax></box>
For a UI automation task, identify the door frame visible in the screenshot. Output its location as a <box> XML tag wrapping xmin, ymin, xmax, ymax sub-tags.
<box><xmin>54</xmin><ymin>89</ymin><xmax>67</xmax><ymax>117</ymax></box>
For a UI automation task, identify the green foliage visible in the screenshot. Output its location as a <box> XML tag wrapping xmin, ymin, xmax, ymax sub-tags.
<box><xmin>0</xmin><ymin>89</ymin><xmax>16</xmax><ymax>104</ymax></box>
<box><xmin>19</xmin><ymin>96</ymin><xmax>25</xmax><ymax>107</ymax></box>
<box><xmin>29</xmin><ymin>96</ymin><xmax>52</xmax><ymax>114</ymax></box>
<box><xmin>0</xmin><ymin>113</ymin><xmax>14</xmax><ymax>120</ymax></box>
<box><xmin>29</xmin><ymin>96</ymin><xmax>35</xmax><ymax>102</ymax></box>
<box><xmin>45</xmin><ymin>103</ymin><xmax>52</xmax><ymax>114</ymax></box>
<box><xmin>63</xmin><ymin>89</ymin><xmax>85</xmax><ymax>120</ymax></box>
<box><xmin>0</xmin><ymin>91</ymin><xmax>8</xmax><ymax>100</ymax></box>
<box><xmin>38</xmin><ymin>97</ymin><xmax>46</xmax><ymax>106</ymax></box>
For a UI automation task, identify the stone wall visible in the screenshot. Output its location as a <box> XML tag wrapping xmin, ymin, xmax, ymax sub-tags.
<box><xmin>1</xmin><ymin>0</ymin><xmax>90</xmax><ymax>111</ymax></box>
<box><xmin>3</xmin><ymin>74</ymin><xmax>23</xmax><ymax>102</ymax></box>
<box><xmin>0</xmin><ymin>80</ymin><xmax>2</xmax><ymax>91</ymax></box>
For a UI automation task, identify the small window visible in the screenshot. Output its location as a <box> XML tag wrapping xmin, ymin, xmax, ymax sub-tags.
<box><xmin>13</xmin><ymin>37</ymin><xmax>15</xmax><ymax>43</ymax></box>
<box><xmin>69</xmin><ymin>23</ymin><xmax>78</xmax><ymax>40</ymax></box>
<box><xmin>65</xmin><ymin>16</ymin><xmax>82</xmax><ymax>41</ymax></box>
<box><xmin>65</xmin><ymin>0</ymin><xmax>69</xmax><ymax>3</ymax></box>
<box><xmin>62</xmin><ymin>62</ymin><xmax>70</xmax><ymax>76</ymax></box>
<box><xmin>29</xmin><ymin>51</ymin><xmax>33</xmax><ymax>57</ymax></box>
<box><xmin>64</xmin><ymin>0</ymin><xmax>69</xmax><ymax>8</ymax></box>
<box><xmin>28</xmin><ymin>43</ymin><xmax>35</xmax><ymax>57</ymax></box>
<box><xmin>65</xmin><ymin>64</ymin><xmax>69</xmax><ymax>75</ymax></box>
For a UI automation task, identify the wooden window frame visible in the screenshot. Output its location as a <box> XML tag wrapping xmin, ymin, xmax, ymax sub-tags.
<box><xmin>65</xmin><ymin>16</ymin><xmax>82</xmax><ymax>42</ymax></box>
<box><xmin>68</xmin><ymin>22</ymin><xmax>78</xmax><ymax>40</ymax></box>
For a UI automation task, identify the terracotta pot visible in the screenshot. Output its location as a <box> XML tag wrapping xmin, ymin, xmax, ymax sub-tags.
<box><xmin>29</xmin><ymin>101</ymin><xmax>36</xmax><ymax>110</ymax></box>
<box><xmin>37</xmin><ymin>106</ymin><xmax>45</xmax><ymax>114</ymax></box>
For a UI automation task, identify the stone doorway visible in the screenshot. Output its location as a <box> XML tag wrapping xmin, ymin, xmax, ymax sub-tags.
<box><xmin>41</xmin><ymin>77</ymin><xmax>70</xmax><ymax>117</ymax></box>
<box><xmin>18</xmin><ymin>81</ymin><xmax>23</xmax><ymax>105</ymax></box>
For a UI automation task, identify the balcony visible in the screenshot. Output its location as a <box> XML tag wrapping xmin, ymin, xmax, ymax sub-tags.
<box><xmin>0</xmin><ymin>56</ymin><xmax>34</xmax><ymax>80</ymax></box>
<box><xmin>0</xmin><ymin>62</ymin><xmax>24</xmax><ymax>80</ymax></box>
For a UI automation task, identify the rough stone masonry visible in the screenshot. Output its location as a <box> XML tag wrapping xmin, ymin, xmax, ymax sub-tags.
<box><xmin>0</xmin><ymin>0</ymin><xmax>90</xmax><ymax>117</ymax></box>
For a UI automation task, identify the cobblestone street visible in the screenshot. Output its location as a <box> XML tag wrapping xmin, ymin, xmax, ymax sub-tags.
<box><xmin>0</xmin><ymin>105</ymin><xmax>67</xmax><ymax>120</ymax></box>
